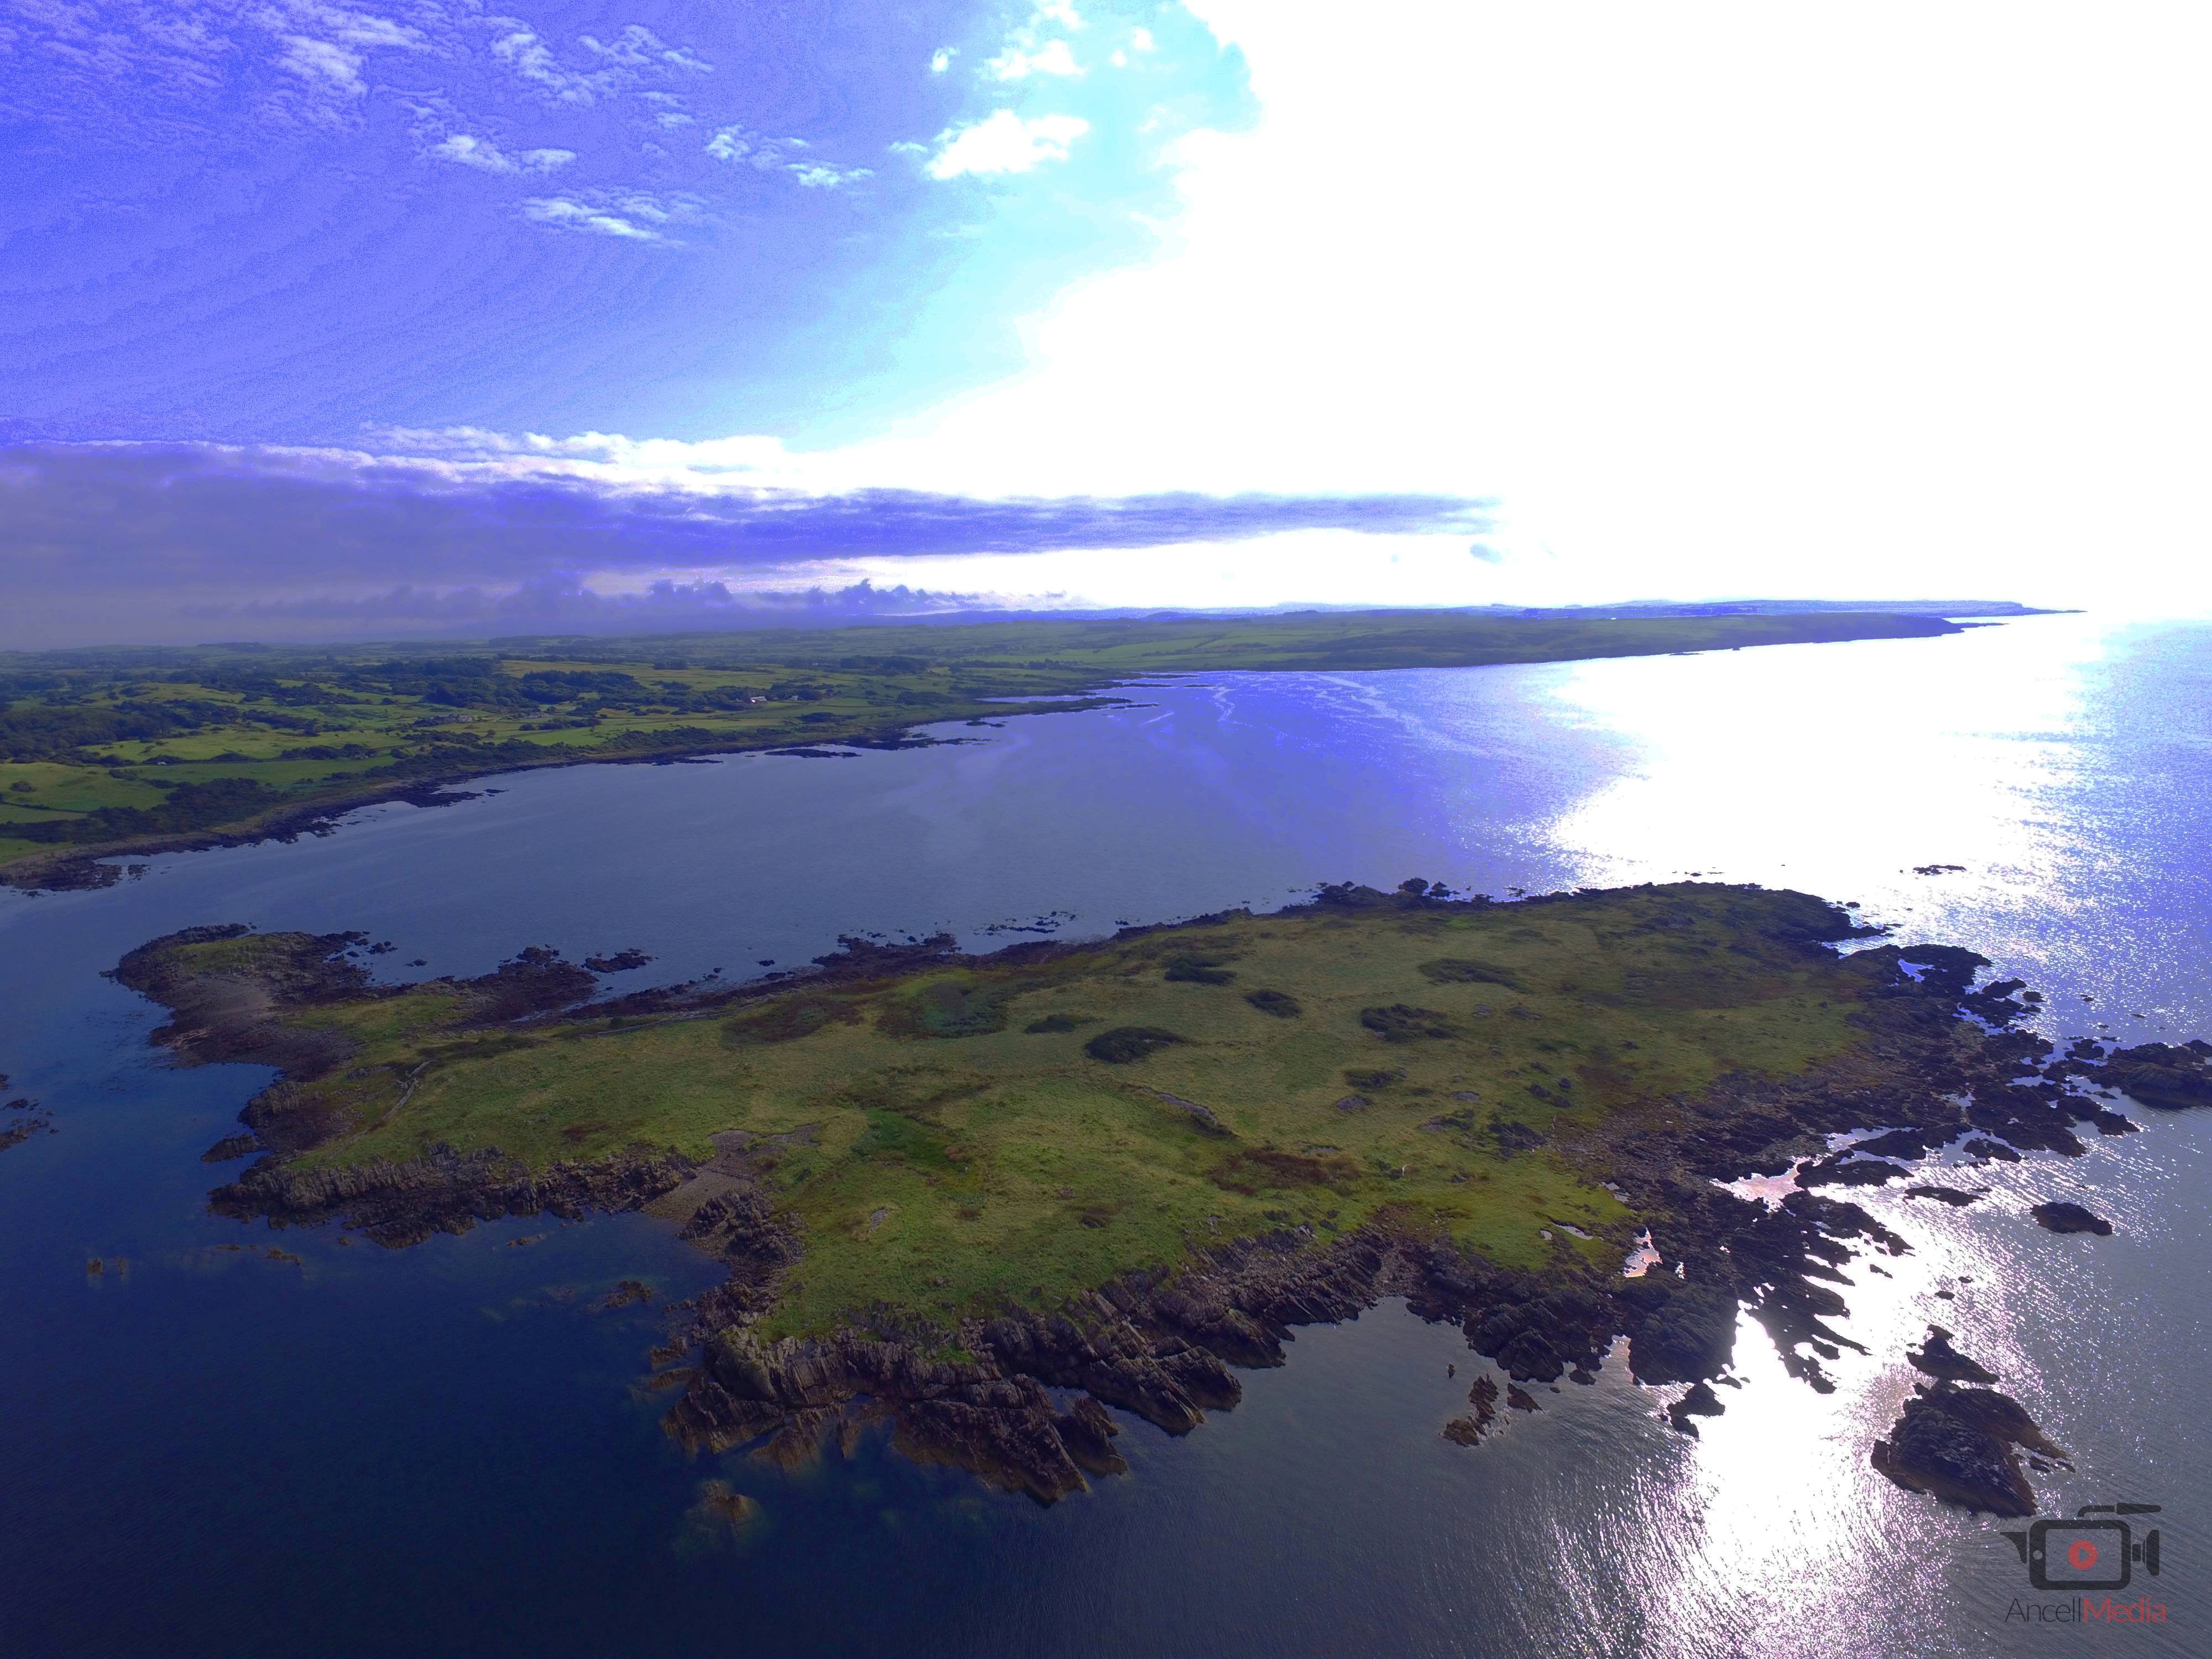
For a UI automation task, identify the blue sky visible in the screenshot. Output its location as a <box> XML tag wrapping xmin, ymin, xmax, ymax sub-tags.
<box><xmin>3</xmin><ymin>3</ymin><xmax>2209</xmax><ymax>643</ymax></box>
<box><xmin>3</xmin><ymin>0</ymin><xmax>1246</xmax><ymax>445</ymax></box>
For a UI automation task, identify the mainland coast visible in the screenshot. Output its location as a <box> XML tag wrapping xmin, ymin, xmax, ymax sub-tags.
<box><xmin>3</xmin><ymin>609</ymin><xmax>1973</xmax><ymax>892</ymax></box>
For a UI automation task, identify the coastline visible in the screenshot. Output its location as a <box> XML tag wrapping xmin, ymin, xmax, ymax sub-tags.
<box><xmin>0</xmin><ymin>698</ymin><xmax>1117</xmax><ymax>895</ymax></box>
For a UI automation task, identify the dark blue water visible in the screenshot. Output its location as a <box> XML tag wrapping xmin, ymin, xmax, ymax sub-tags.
<box><xmin>2</xmin><ymin>614</ymin><xmax>2206</xmax><ymax>1657</ymax></box>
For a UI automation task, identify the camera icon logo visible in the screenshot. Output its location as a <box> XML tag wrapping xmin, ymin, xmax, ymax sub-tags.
<box><xmin>2004</xmin><ymin>1504</ymin><xmax>2162</xmax><ymax>1592</ymax></box>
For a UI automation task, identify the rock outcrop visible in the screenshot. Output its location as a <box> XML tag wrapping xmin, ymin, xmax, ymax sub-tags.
<box><xmin>1872</xmin><ymin>1381</ymin><xmax>2070</xmax><ymax>1516</ymax></box>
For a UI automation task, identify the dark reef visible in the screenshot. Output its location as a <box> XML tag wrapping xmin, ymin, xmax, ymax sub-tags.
<box><xmin>2030</xmin><ymin>1201</ymin><xmax>2114</xmax><ymax>1236</ymax></box>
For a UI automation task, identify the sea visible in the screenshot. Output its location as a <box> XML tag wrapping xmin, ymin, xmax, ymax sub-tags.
<box><xmin>1</xmin><ymin>611</ymin><xmax>2205</xmax><ymax>1658</ymax></box>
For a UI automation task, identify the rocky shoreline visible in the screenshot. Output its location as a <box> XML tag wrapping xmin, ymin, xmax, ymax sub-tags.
<box><xmin>655</xmin><ymin>952</ymin><xmax>2194</xmax><ymax>1507</ymax></box>
<box><xmin>210</xmin><ymin>1143</ymin><xmax>696</xmax><ymax>1248</ymax></box>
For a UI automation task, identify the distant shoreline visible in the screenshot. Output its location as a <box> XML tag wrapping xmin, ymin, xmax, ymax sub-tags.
<box><xmin>1</xmin><ymin>608</ymin><xmax>1971</xmax><ymax>893</ymax></box>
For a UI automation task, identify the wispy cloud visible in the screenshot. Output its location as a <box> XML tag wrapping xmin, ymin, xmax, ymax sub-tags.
<box><xmin>490</xmin><ymin>28</ymin><xmax>602</xmax><ymax>106</ymax></box>
<box><xmin>492</xmin><ymin>20</ymin><xmax>715</xmax><ymax>106</ymax></box>
<box><xmin>580</xmin><ymin>24</ymin><xmax>713</xmax><ymax>76</ymax></box>
<box><xmin>2</xmin><ymin>3</ymin><xmax>718</xmax><ymax>186</ymax></box>
<box><xmin>927</xmin><ymin>111</ymin><xmax>1091</xmax><ymax>179</ymax></box>
<box><xmin>521</xmin><ymin>197</ymin><xmax>669</xmax><ymax>241</ymax></box>
<box><xmin>434</xmin><ymin>134</ymin><xmax>575</xmax><ymax>174</ymax></box>
<box><xmin>790</xmin><ymin>163</ymin><xmax>873</xmax><ymax>189</ymax></box>
<box><xmin>707</xmin><ymin>128</ymin><xmax>872</xmax><ymax>189</ymax></box>
<box><xmin>275</xmin><ymin>34</ymin><xmax>368</xmax><ymax>98</ymax></box>
<box><xmin>0</xmin><ymin>440</ymin><xmax>1489</xmax><ymax>646</ymax></box>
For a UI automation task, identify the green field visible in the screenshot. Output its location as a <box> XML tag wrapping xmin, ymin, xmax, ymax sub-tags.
<box><xmin>1</xmin><ymin>609</ymin><xmax>1963</xmax><ymax>880</ymax></box>
<box><xmin>134</xmin><ymin>882</ymin><xmax>1880</xmax><ymax>1341</ymax></box>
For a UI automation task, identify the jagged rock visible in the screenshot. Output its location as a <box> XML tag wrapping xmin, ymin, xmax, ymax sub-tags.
<box><xmin>2100</xmin><ymin>1040</ymin><xmax>2212</xmax><ymax>1111</ymax></box>
<box><xmin>1443</xmin><ymin>1373</ymin><xmax>1502</xmax><ymax>1447</ymax></box>
<box><xmin>1055</xmin><ymin>1396</ymin><xmax>1126</xmax><ymax>1475</ymax></box>
<box><xmin>1495</xmin><ymin>1328</ymin><xmax>1564</xmax><ymax>1383</ymax></box>
<box><xmin>201</xmin><ymin>1133</ymin><xmax>263</xmax><ymax>1164</ymax></box>
<box><xmin>1667</xmin><ymin>1380</ymin><xmax>1724</xmax><ymax>1434</ymax></box>
<box><xmin>1619</xmin><ymin>1280</ymin><xmax>1739</xmax><ymax>1385</ymax></box>
<box><xmin>1907</xmin><ymin>1326</ymin><xmax>1999</xmax><ymax>1384</ymax></box>
<box><xmin>1871</xmin><ymin>1383</ymin><xmax>2069</xmax><ymax>1516</ymax></box>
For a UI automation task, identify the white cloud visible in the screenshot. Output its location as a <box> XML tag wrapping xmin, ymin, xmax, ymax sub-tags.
<box><xmin>925</xmin><ymin>110</ymin><xmax>1091</xmax><ymax>179</ymax></box>
<box><xmin>492</xmin><ymin>28</ymin><xmax>602</xmax><ymax>105</ymax></box>
<box><xmin>1129</xmin><ymin>26</ymin><xmax>1155</xmax><ymax>52</ymax></box>
<box><xmin>791</xmin><ymin>163</ymin><xmax>873</xmax><ymax>189</ymax></box>
<box><xmin>706</xmin><ymin>127</ymin><xmax>778</xmax><ymax>166</ymax></box>
<box><xmin>707</xmin><ymin>128</ymin><xmax>868</xmax><ymax>187</ymax></box>
<box><xmin>930</xmin><ymin>48</ymin><xmax>954</xmax><ymax>74</ymax></box>
<box><xmin>280</xmin><ymin>3</ymin><xmax>423</xmax><ymax>52</ymax></box>
<box><xmin>1037</xmin><ymin>0</ymin><xmax>1084</xmax><ymax>27</ymax></box>
<box><xmin>988</xmin><ymin>39</ymin><xmax>1082</xmax><ymax>80</ymax></box>
<box><xmin>276</xmin><ymin>34</ymin><xmax>366</xmax><ymax>96</ymax></box>
<box><xmin>431</xmin><ymin>134</ymin><xmax>575</xmax><ymax>174</ymax></box>
<box><xmin>580</xmin><ymin>24</ymin><xmax>713</xmax><ymax>75</ymax></box>
<box><xmin>434</xmin><ymin>133</ymin><xmax>510</xmax><ymax>170</ymax></box>
<box><xmin>521</xmin><ymin>196</ymin><xmax>663</xmax><ymax>241</ymax></box>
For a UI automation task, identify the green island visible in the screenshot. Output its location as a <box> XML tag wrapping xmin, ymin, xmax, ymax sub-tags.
<box><xmin>114</xmin><ymin>875</ymin><xmax>2212</xmax><ymax>1506</ymax></box>
<box><xmin>2</xmin><ymin>609</ymin><xmax>1967</xmax><ymax>887</ymax></box>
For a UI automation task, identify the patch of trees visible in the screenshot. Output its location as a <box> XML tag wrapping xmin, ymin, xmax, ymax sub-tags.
<box><xmin>6</xmin><ymin>778</ymin><xmax>287</xmax><ymax>844</ymax></box>
<box><xmin>0</xmin><ymin>701</ymin><xmax>230</xmax><ymax>760</ymax></box>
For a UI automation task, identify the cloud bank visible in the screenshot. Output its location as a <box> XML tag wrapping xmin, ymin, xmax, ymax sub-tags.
<box><xmin>0</xmin><ymin>441</ymin><xmax>1488</xmax><ymax>646</ymax></box>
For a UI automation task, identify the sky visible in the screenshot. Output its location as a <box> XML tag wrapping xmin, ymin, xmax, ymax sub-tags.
<box><xmin>3</xmin><ymin>2</ymin><xmax>2209</xmax><ymax>645</ymax></box>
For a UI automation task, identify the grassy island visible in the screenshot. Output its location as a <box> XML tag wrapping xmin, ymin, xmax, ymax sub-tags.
<box><xmin>118</xmin><ymin>877</ymin><xmax>2198</xmax><ymax>1504</ymax></box>
<box><xmin>128</xmin><ymin>884</ymin><xmax>1868</xmax><ymax>1327</ymax></box>
<box><xmin>3</xmin><ymin>609</ymin><xmax>1966</xmax><ymax>886</ymax></box>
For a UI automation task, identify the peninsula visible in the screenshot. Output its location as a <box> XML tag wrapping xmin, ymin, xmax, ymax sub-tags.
<box><xmin>3</xmin><ymin>608</ymin><xmax>1978</xmax><ymax>889</ymax></box>
<box><xmin>112</xmin><ymin>878</ymin><xmax>2211</xmax><ymax>1503</ymax></box>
